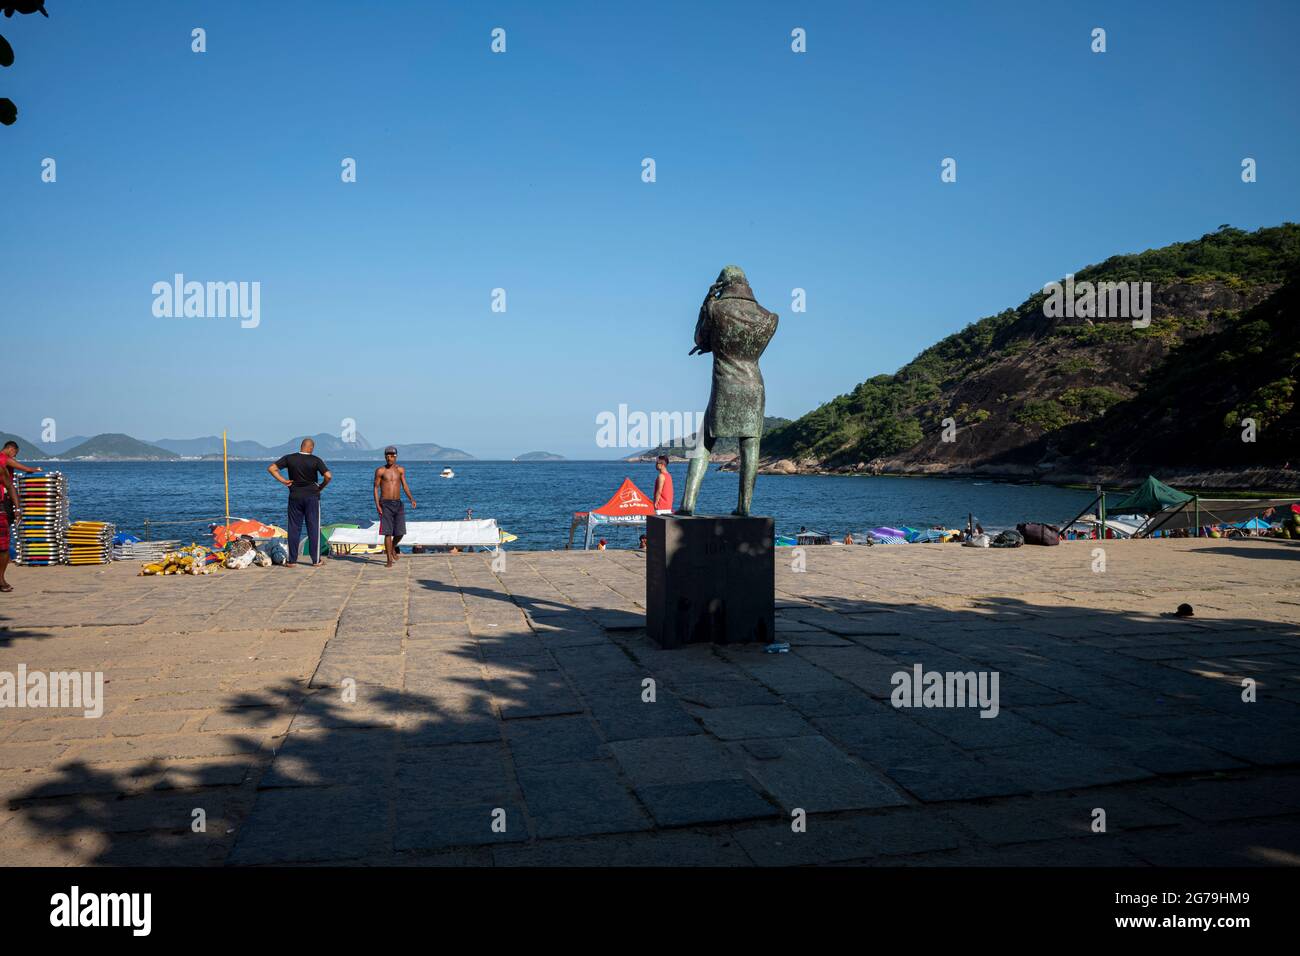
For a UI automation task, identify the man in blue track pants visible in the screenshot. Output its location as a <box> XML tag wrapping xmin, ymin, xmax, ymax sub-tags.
<box><xmin>267</xmin><ymin>438</ymin><xmax>331</xmax><ymax>566</ymax></box>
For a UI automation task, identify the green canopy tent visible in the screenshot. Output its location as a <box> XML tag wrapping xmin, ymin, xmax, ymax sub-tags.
<box><xmin>1107</xmin><ymin>475</ymin><xmax>1193</xmax><ymax>515</ymax></box>
<box><xmin>1060</xmin><ymin>475</ymin><xmax>1195</xmax><ymax>538</ymax></box>
<box><xmin>301</xmin><ymin>522</ymin><xmax>358</xmax><ymax>558</ymax></box>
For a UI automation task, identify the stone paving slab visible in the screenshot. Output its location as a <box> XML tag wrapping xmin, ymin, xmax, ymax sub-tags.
<box><xmin>1</xmin><ymin>539</ymin><xmax>1299</xmax><ymax>865</ymax></box>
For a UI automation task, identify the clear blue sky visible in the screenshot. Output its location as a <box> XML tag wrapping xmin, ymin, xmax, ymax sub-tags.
<box><xmin>3</xmin><ymin>0</ymin><xmax>1297</xmax><ymax>458</ymax></box>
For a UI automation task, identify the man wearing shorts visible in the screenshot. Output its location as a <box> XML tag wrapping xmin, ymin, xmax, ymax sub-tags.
<box><xmin>374</xmin><ymin>446</ymin><xmax>417</xmax><ymax>568</ymax></box>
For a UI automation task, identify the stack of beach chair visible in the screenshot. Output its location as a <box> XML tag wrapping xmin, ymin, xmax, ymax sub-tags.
<box><xmin>14</xmin><ymin>472</ymin><xmax>70</xmax><ymax>566</ymax></box>
<box><xmin>67</xmin><ymin>520</ymin><xmax>115</xmax><ymax>565</ymax></box>
<box><xmin>112</xmin><ymin>538</ymin><xmax>179</xmax><ymax>563</ymax></box>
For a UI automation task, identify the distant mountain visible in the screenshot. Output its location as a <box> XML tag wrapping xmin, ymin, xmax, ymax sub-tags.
<box><xmin>384</xmin><ymin>443</ymin><xmax>475</xmax><ymax>461</ymax></box>
<box><xmin>155</xmin><ymin>435</ymin><xmax>274</xmax><ymax>457</ymax></box>
<box><xmin>265</xmin><ymin>435</ymin><xmax>474</xmax><ymax>461</ymax></box>
<box><xmin>41</xmin><ymin>435</ymin><xmax>89</xmax><ymax>456</ymax></box>
<box><xmin>515</xmin><ymin>451</ymin><xmax>565</xmax><ymax>461</ymax></box>
<box><xmin>0</xmin><ymin>432</ymin><xmax>50</xmax><ymax>458</ymax></box>
<box><xmin>159</xmin><ymin>432</ymin><xmax>478</xmax><ymax>461</ymax></box>
<box><xmin>26</xmin><ymin>429</ymin><xmax>474</xmax><ymax>462</ymax></box>
<box><xmin>251</xmin><ymin>432</ymin><xmax>471</xmax><ymax>460</ymax></box>
<box><xmin>626</xmin><ymin>417</ymin><xmax>792</xmax><ymax>462</ymax></box>
<box><xmin>60</xmin><ymin>433</ymin><xmax>176</xmax><ymax>460</ymax></box>
<box><xmin>265</xmin><ymin>432</ymin><xmax>374</xmax><ymax>459</ymax></box>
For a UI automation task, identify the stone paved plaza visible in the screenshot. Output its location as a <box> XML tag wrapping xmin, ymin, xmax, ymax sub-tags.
<box><xmin>1</xmin><ymin>539</ymin><xmax>1299</xmax><ymax>866</ymax></box>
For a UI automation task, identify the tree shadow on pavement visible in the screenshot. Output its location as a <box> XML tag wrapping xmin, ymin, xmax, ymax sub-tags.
<box><xmin>5</xmin><ymin>590</ymin><xmax>1300</xmax><ymax>866</ymax></box>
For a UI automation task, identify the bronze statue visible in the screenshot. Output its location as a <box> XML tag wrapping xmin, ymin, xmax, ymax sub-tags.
<box><xmin>677</xmin><ymin>265</ymin><xmax>778</xmax><ymax>517</ymax></box>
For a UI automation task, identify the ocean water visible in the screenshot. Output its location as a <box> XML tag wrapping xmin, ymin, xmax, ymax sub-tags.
<box><xmin>24</xmin><ymin>460</ymin><xmax>1093</xmax><ymax>550</ymax></box>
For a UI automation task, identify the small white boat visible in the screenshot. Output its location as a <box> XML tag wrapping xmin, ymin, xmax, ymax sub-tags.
<box><xmin>439</xmin><ymin>467</ymin><xmax>455</xmax><ymax>479</ymax></box>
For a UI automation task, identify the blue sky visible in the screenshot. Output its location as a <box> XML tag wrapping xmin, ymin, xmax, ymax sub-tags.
<box><xmin>2</xmin><ymin>0</ymin><xmax>1297</xmax><ymax>458</ymax></box>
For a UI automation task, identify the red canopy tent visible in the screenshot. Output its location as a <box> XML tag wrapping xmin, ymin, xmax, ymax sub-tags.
<box><xmin>567</xmin><ymin>477</ymin><xmax>657</xmax><ymax>549</ymax></box>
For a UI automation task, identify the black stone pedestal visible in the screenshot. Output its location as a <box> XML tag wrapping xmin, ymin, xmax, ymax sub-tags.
<box><xmin>646</xmin><ymin>515</ymin><xmax>775</xmax><ymax>649</ymax></box>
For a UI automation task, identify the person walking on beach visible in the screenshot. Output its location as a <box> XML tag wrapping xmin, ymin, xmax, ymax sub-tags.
<box><xmin>374</xmin><ymin>446</ymin><xmax>416</xmax><ymax>568</ymax></box>
<box><xmin>1</xmin><ymin>441</ymin><xmax>37</xmax><ymax>534</ymax></box>
<box><xmin>0</xmin><ymin>441</ymin><xmax>36</xmax><ymax>592</ymax></box>
<box><xmin>268</xmin><ymin>438</ymin><xmax>331</xmax><ymax>566</ymax></box>
<box><xmin>0</xmin><ymin>458</ymin><xmax>20</xmax><ymax>592</ymax></box>
<box><xmin>652</xmin><ymin>455</ymin><xmax>674</xmax><ymax>514</ymax></box>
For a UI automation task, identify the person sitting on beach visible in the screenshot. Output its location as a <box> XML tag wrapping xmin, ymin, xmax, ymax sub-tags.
<box><xmin>639</xmin><ymin>534</ymin><xmax>648</xmax><ymax>550</ymax></box>
<box><xmin>844</xmin><ymin>533</ymin><xmax>854</xmax><ymax>545</ymax></box>
<box><xmin>598</xmin><ymin>538</ymin><xmax>608</xmax><ymax>551</ymax></box>
<box><xmin>461</xmin><ymin>509</ymin><xmax>478</xmax><ymax>551</ymax></box>
<box><xmin>374</xmin><ymin>446</ymin><xmax>417</xmax><ymax>568</ymax></box>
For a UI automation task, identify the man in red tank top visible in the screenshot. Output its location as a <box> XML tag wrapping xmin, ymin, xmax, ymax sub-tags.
<box><xmin>653</xmin><ymin>455</ymin><xmax>674</xmax><ymax>514</ymax></box>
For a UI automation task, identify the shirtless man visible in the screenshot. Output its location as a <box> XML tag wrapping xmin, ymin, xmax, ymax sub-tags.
<box><xmin>0</xmin><ymin>460</ymin><xmax>20</xmax><ymax>593</ymax></box>
<box><xmin>374</xmin><ymin>446</ymin><xmax>417</xmax><ymax>567</ymax></box>
<box><xmin>2</xmin><ymin>440</ymin><xmax>42</xmax><ymax>480</ymax></box>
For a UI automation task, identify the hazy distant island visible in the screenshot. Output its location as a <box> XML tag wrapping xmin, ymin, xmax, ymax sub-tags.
<box><xmin>514</xmin><ymin>451</ymin><xmax>565</xmax><ymax>461</ymax></box>
<box><xmin>54</xmin><ymin>433</ymin><xmax>175</xmax><ymax>461</ymax></box>
<box><xmin>0</xmin><ymin>430</ymin><xmax>476</xmax><ymax>462</ymax></box>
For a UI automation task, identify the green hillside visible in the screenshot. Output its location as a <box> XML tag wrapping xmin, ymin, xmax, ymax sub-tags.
<box><xmin>1037</xmin><ymin>270</ymin><xmax>1300</xmax><ymax>473</ymax></box>
<box><xmin>762</xmin><ymin>223</ymin><xmax>1300</xmax><ymax>485</ymax></box>
<box><xmin>61</xmin><ymin>433</ymin><xmax>177</xmax><ymax>460</ymax></box>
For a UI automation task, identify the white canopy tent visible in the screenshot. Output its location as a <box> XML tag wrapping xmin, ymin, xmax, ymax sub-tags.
<box><xmin>328</xmin><ymin>519</ymin><xmax>502</xmax><ymax>557</ymax></box>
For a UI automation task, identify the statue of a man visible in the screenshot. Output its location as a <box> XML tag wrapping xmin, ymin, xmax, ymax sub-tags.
<box><xmin>677</xmin><ymin>265</ymin><xmax>778</xmax><ymax>517</ymax></box>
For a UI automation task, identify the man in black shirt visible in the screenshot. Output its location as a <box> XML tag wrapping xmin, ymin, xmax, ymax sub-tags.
<box><xmin>268</xmin><ymin>438</ymin><xmax>331</xmax><ymax>566</ymax></box>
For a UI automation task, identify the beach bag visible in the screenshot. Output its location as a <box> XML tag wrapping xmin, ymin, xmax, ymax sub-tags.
<box><xmin>1017</xmin><ymin>522</ymin><xmax>1061</xmax><ymax>546</ymax></box>
<box><xmin>991</xmin><ymin>530</ymin><xmax>1024</xmax><ymax>549</ymax></box>
<box><xmin>259</xmin><ymin>539</ymin><xmax>289</xmax><ymax>565</ymax></box>
<box><xmin>226</xmin><ymin>537</ymin><xmax>256</xmax><ymax>569</ymax></box>
<box><xmin>963</xmin><ymin>533</ymin><xmax>990</xmax><ymax>548</ymax></box>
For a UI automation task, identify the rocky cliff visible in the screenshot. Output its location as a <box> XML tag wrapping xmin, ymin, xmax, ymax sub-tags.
<box><xmin>758</xmin><ymin>224</ymin><xmax>1300</xmax><ymax>489</ymax></box>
